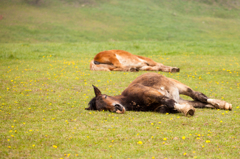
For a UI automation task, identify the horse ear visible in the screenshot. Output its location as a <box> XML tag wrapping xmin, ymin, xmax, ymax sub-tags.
<box><xmin>92</xmin><ymin>85</ymin><xmax>102</xmax><ymax>97</ymax></box>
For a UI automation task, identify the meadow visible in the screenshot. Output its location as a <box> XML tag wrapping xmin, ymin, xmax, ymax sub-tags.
<box><xmin>1</xmin><ymin>42</ymin><xmax>240</xmax><ymax>158</ymax></box>
<box><xmin>1</xmin><ymin>0</ymin><xmax>240</xmax><ymax>158</ymax></box>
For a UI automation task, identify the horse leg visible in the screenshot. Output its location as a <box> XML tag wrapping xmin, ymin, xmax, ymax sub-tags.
<box><xmin>90</xmin><ymin>60</ymin><xmax>112</xmax><ymax>71</ymax></box>
<box><xmin>169</xmin><ymin>78</ymin><xmax>232</xmax><ymax>110</ymax></box>
<box><xmin>157</xmin><ymin>63</ymin><xmax>180</xmax><ymax>73</ymax></box>
<box><xmin>136</xmin><ymin>55</ymin><xmax>180</xmax><ymax>73</ymax></box>
<box><xmin>137</xmin><ymin>86</ymin><xmax>195</xmax><ymax>116</ymax></box>
<box><xmin>178</xmin><ymin>98</ymin><xmax>215</xmax><ymax>109</ymax></box>
<box><xmin>112</xmin><ymin>67</ymin><xmax>138</xmax><ymax>72</ymax></box>
<box><xmin>139</xmin><ymin>66</ymin><xmax>160</xmax><ymax>71</ymax></box>
<box><xmin>90</xmin><ymin>60</ymin><xmax>138</xmax><ymax>72</ymax></box>
<box><xmin>138</xmin><ymin>63</ymin><xmax>180</xmax><ymax>73</ymax></box>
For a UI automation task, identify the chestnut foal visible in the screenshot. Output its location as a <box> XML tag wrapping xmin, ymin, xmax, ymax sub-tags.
<box><xmin>90</xmin><ymin>50</ymin><xmax>180</xmax><ymax>72</ymax></box>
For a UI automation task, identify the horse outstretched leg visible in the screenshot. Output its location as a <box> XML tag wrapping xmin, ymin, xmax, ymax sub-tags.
<box><xmin>157</xmin><ymin>64</ymin><xmax>180</xmax><ymax>73</ymax></box>
<box><xmin>138</xmin><ymin>64</ymin><xmax>179</xmax><ymax>72</ymax></box>
<box><xmin>178</xmin><ymin>98</ymin><xmax>215</xmax><ymax>109</ymax></box>
<box><xmin>183</xmin><ymin>89</ymin><xmax>232</xmax><ymax>110</ymax></box>
<box><xmin>169</xmin><ymin>78</ymin><xmax>232</xmax><ymax>110</ymax></box>
<box><xmin>90</xmin><ymin>60</ymin><xmax>138</xmax><ymax>72</ymax></box>
<box><xmin>112</xmin><ymin>67</ymin><xmax>139</xmax><ymax>72</ymax></box>
<box><xmin>136</xmin><ymin>55</ymin><xmax>180</xmax><ymax>72</ymax></box>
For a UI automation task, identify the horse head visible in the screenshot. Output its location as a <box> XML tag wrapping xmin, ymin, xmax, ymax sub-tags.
<box><xmin>85</xmin><ymin>85</ymin><xmax>125</xmax><ymax>114</ymax></box>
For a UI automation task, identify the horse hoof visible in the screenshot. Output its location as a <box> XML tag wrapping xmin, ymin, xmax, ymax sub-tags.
<box><xmin>207</xmin><ymin>99</ymin><xmax>232</xmax><ymax>110</ymax></box>
<box><xmin>186</xmin><ymin>109</ymin><xmax>195</xmax><ymax>116</ymax></box>
<box><xmin>225</xmin><ymin>103</ymin><xmax>232</xmax><ymax>110</ymax></box>
<box><xmin>130</xmin><ymin>68</ymin><xmax>139</xmax><ymax>72</ymax></box>
<box><xmin>171</xmin><ymin>68</ymin><xmax>180</xmax><ymax>73</ymax></box>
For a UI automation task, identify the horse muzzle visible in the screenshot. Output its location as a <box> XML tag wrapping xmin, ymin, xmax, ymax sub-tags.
<box><xmin>114</xmin><ymin>104</ymin><xmax>126</xmax><ymax>114</ymax></box>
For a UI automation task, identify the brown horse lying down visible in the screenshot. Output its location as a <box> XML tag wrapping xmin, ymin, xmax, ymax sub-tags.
<box><xmin>86</xmin><ymin>73</ymin><xmax>232</xmax><ymax>116</ymax></box>
<box><xmin>90</xmin><ymin>50</ymin><xmax>180</xmax><ymax>72</ymax></box>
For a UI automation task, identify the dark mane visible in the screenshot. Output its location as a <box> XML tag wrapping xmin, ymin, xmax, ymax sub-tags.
<box><xmin>85</xmin><ymin>97</ymin><xmax>97</xmax><ymax>110</ymax></box>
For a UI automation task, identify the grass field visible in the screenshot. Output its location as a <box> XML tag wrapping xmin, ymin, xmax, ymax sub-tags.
<box><xmin>1</xmin><ymin>0</ymin><xmax>240</xmax><ymax>43</ymax></box>
<box><xmin>1</xmin><ymin>0</ymin><xmax>240</xmax><ymax>158</ymax></box>
<box><xmin>1</xmin><ymin>42</ymin><xmax>240</xmax><ymax>158</ymax></box>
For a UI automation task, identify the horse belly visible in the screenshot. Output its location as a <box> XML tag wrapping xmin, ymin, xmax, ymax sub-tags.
<box><xmin>116</xmin><ymin>54</ymin><xmax>147</xmax><ymax>67</ymax></box>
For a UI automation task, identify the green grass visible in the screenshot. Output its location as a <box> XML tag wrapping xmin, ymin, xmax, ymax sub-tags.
<box><xmin>0</xmin><ymin>42</ymin><xmax>240</xmax><ymax>158</ymax></box>
<box><xmin>0</xmin><ymin>0</ymin><xmax>240</xmax><ymax>43</ymax></box>
<box><xmin>1</xmin><ymin>0</ymin><xmax>240</xmax><ymax>158</ymax></box>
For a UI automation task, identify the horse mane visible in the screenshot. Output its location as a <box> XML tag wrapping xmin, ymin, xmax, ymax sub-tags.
<box><xmin>85</xmin><ymin>97</ymin><xmax>97</xmax><ymax>110</ymax></box>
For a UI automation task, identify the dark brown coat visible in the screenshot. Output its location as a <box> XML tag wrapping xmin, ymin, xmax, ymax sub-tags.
<box><xmin>86</xmin><ymin>73</ymin><xmax>232</xmax><ymax>116</ymax></box>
